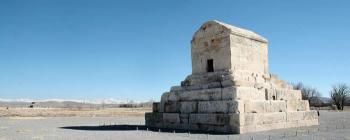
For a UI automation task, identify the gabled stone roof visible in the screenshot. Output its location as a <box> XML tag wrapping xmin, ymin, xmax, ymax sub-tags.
<box><xmin>192</xmin><ymin>20</ymin><xmax>268</xmax><ymax>43</ymax></box>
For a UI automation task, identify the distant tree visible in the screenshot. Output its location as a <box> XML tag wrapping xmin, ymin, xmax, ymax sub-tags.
<box><xmin>29</xmin><ymin>102</ymin><xmax>36</xmax><ymax>108</ymax></box>
<box><xmin>330</xmin><ymin>83</ymin><xmax>350</xmax><ymax>110</ymax></box>
<box><xmin>292</xmin><ymin>82</ymin><xmax>321</xmax><ymax>105</ymax></box>
<box><xmin>310</xmin><ymin>97</ymin><xmax>323</xmax><ymax>107</ymax></box>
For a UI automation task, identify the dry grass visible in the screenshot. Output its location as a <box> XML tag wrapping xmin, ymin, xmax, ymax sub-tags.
<box><xmin>0</xmin><ymin>107</ymin><xmax>151</xmax><ymax>117</ymax></box>
<box><xmin>343</xmin><ymin>106</ymin><xmax>350</xmax><ymax>111</ymax></box>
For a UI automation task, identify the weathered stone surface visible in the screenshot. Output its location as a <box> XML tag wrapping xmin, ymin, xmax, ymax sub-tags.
<box><xmin>164</xmin><ymin>101</ymin><xmax>179</xmax><ymax>113</ymax></box>
<box><xmin>244</xmin><ymin>100</ymin><xmax>266</xmax><ymax>113</ymax></box>
<box><xmin>297</xmin><ymin>100</ymin><xmax>310</xmax><ymax>111</ymax></box>
<box><xmin>152</xmin><ymin>102</ymin><xmax>160</xmax><ymax>112</ymax></box>
<box><xmin>265</xmin><ymin>100</ymin><xmax>287</xmax><ymax>113</ymax></box>
<box><xmin>221</xmin><ymin>86</ymin><xmax>236</xmax><ymax>100</ymax></box>
<box><xmin>235</xmin><ymin>87</ymin><xmax>265</xmax><ymax>100</ymax></box>
<box><xmin>286</xmin><ymin>111</ymin><xmax>304</xmax><ymax>122</ymax></box>
<box><xmin>189</xmin><ymin>124</ymin><xmax>240</xmax><ymax>133</ymax></box>
<box><xmin>243</xmin><ymin>113</ymin><xmax>261</xmax><ymax>126</ymax></box>
<box><xmin>304</xmin><ymin>110</ymin><xmax>318</xmax><ymax>120</ymax></box>
<box><xmin>170</xmin><ymin>86</ymin><xmax>182</xmax><ymax>92</ymax></box>
<box><xmin>179</xmin><ymin>102</ymin><xmax>198</xmax><ymax>113</ymax></box>
<box><xmin>179</xmin><ymin>114</ymin><xmax>189</xmax><ymax>124</ymax></box>
<box><xmin>189</xmin><ymin>114</ymin><xmax>231</xmax><ymax>125</ymax></box>
<box><xmin>178</xmin><ymin>88</ymin><xmax>222</xmax><ymax>101</ymax></box>
<box><xmin>262</xmin><ymin>112</ymin><xmax>286</xmax><ymax>124</ymax></box>
<box><xmin>198</xmin><ymin>100</ymin><xmax>237</xmax><ymax>113</ymax></box>
<box><xmin>163</xmin><ymin>113</ymin><xmax>180</xmax><ymax>124</ymax></box>
<box><xmin>145</xmin><ymin>20</ymin><xmax>318</xmax><ymax>134</ymax></box>
<box><xmin>287</xmin><ymin>100</ymin><xmax>310</xmax><ymax>111</ymax></box>
<box><xmin>145</xmin><ymin>112</ymin><xmax>163</xmax><ymax>127</ymax></box>
<box><xmin>276</xmin><ymin>89</ymin><xmax>302</xmax><ymax>100</ymax></box>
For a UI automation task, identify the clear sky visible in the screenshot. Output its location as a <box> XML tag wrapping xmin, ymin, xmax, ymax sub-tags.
<box><xmin>0</xmin><ymin>0</ymin><xmax>349</xmax><ymax>101</ymax></box>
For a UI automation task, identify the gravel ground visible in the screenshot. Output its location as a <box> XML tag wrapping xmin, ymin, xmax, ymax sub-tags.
<box><xmin>0</xmin><ymin>111</ymin><xmax>350</xmax><ymax>140</ymax></box>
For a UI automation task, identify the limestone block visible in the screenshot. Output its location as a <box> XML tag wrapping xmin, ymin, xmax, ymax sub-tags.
<box><xmin>297</xmin><ymin>100</ymin><xmax>310</xmax><ymax>111</ymax></box>
<box><xmin>195</xmin><ymin>124</ymin><xmax>239</xmax><ymax>133</ymax></box>
<box><xmin>185</xmin><ymin>79</ymin><xmax>198</xmax><ymax>86</ymax></box>
<box><xmin>304</xmin><ymin>110</ymin><xmax>318</xmax><ymax>120</ymax></box>
<box><xmin>243</xmin><ymin>113</ymin><xmax>262</xmax><ymax>126</ymax></box>
<box><xmin>158</xmin><ymin>90</ymin><xmax>168</xmax><ymax>110</ymax></box>
<box><xmin>188</xmin><ymin>124</ymin><xmax>199</xmax><ymax>131</ymax></box>
<box><xmin>189</xmin><ymin>114</ymin><xmax>231</xmax><ymax>125</ymax></box>
<box><xmin>161</xmin><ymin>92</ymin><xmax>170</xmax><ymax>102</ymax></box>
<box><xmin>178</xmin><ymin>88</ymin><xmax>222</xmax><ymax>101</ymax></box>
<box><xmin>222</xmin><ymin>86</ymin><xmax>236</xmax><ymax>100</ymax></box>
<box><xmin>168</xmin><ymin>92</ymin><xmax>179</xmax><ymax>102</ymax></box>
<box><xmin>221</xmin><ymin>74</ymin><xmax>234</xmax><ymax>81</ymax></box>
<box><xmin>265</xmin><ymin>101</ymin><xmax>286</xmax><ymax>113</ymax></box>
<box><xmin>222</xmin><ymin>86</ymin><xmax>264</xmax><ymax>100</ymax></box>
<box><xmin>229</xmin><ymin>113</ymin><xmax>241</xmax><ymax>126</ymax></box>
<box><xmin>221</xmin><ymin>79</ymin><xmax>234</xmax><ymax>87</ymax></box>
<box><xmin>163</xmin><ymin>113</ymin><xmax>180</xmax><ymax>124</ymax></box>
<box><xmin>158</xmin><ymin>102</ymin><xmax>165</xmax><ymax>113</ymax></box>
<box><xmin>236</xmin><ymin>100</ymin><xmax>245</xmax><ymax>113</ymax></box>
<box><xmin>239</xmin><ymin>125</ymin><xmax>257</xmax><ymax>134</ymax></box>
<box><xmin>198</xmin><ymin>100</ymin><xmax>240</xmax><ymax>113</ymax></box>
<box><xmin>145</xmin><ymin>112</ymin><xmax>163</xmax><ymax>127</ymax></box>
<box><xmin>179</xmin><ymin>101</ymin><xmax>198</xmax><ymax>113</ymax></box>
<box><xmin>170</xmin><ymin>86</ymin><xmax>182</xmax><ymax>92</ymax></box>
<box><xmin>207</xmin><ymin>82</ymin><xmax>222</xmax><ymax>89</ymax></box>
<box><xmin>198</xmin><ymin>101</ymin><xmax>228</xmax><ymax>113</ymax></box>
<box><xmin>152</xmin><ymin>102</ymin><xmax>160</xmax><ymax>112</ymax></box>
<box><xmin>162</xmin><ymin>123</ymin><xmax>188</xmax><ymax>130</ymax></box>
<box><xmin>145</xmin><ymin>112</ymin><xmax>162</xmax><ymax>122</ymax></box>
<box><xmin>179</xmin><ymin>114</ymin><xmax>189</xmax><ymax>124</ymax></box>
<box><xmin>233</xmin><ymin>80</ymin><xmax>255</xmax><ymax>87</ymax></box>
<box><xmin>262</xmin><ymin>112</ymin><xmax>286</xmax><ymax>124</ymax></box>
<box><xmin>285</xmin><ymin>121</ymin><xmax>299</xmax><ymax>128</ymax></box>
<box><xmin>256</xmin><ymin>122</ymin><xmax>286</xmax><ymax>131</ymax></box>
<box><xmin>164</xmin><ymin>102</ymin><xmax>179</xmax><ymax>113</ymax></box>
<box><xmin>286</xmin><ymin>100</ymin><xmax>297</xmax><ymax>111</ymax></box>
<box><xmin>181</xmin><ymin>80</ymin><xmax>190</xmax><ymax>87</ymax></box>
<box><xmin>276</xmin><ymin>90</ymin><xmax>302</xmax><ymax>100</ymax></box>
<box><xmin>183</xmin><ymin>84</ymin><xmax>202</xmax><ymax>90</ymax></box>
<box><xmin>286</xmin><ymin>111</ymin><xmax>304</xmax><ymax>122</ymax></box>
<box><xmin>236</xmin><ymin>87</ymin><xmax>265</xmax><ymax>100</ymax></box>
<box><xmin>287</xmin><ymin>100</ymin><xmax>310</xmax><ymax>111</ymax></box>
<box><xmin>253</xmin><ymin>83</ymin><xmax>265</xmax><ymax>90</ymax></box>
<box><xmin>297</xmin><ymin>119</ymin><xmax>318</xmax><ymax>127</ymax></box>
<box><xmin>244</xmin><ymin>100</ymin><xmax>266</xmax><ymax>113</ymax></box>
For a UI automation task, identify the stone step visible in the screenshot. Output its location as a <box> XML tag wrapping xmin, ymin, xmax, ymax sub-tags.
<box><xmin>153</xmin><ymin>100</ymin><xmax>243</xmax><ymax>114</ymax></box>
<box><xmin>145</xmin><ymin>111</ymin><xmax>318</xmax><ymax>134</ymax></box>
<box><xmin>163</xmin><ymin>86</ymin><xmax>267</xmax><ymax>102</ymax></box>
<box><xmin>153</xmin><ymin>99</ymin><xmax>310</xmax><ymax>114</ymax></box>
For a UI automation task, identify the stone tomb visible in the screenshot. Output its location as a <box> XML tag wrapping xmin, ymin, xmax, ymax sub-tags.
<box><xmin>145</xmin><ymin>20</ymin><xmax>318</xmax><ymax>134</ymax></box>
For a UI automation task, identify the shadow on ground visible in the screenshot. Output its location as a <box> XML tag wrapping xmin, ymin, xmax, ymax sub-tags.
<box><xmin>60</xmin><ymin>125</ymin><xmax>234</xmax><ymax>135</ymax></box>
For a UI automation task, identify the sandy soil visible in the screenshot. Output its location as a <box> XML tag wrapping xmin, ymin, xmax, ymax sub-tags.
<box><xmin>0</xmin><ymin>111</ymin><xmax>350</xmax><ymax>140</ymax></box>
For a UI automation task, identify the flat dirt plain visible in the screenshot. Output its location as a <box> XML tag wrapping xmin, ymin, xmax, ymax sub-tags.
<box><xmin>0</xmin><ymin>108</ymin><xmax>350</xmax><ymax>140</ymax></box>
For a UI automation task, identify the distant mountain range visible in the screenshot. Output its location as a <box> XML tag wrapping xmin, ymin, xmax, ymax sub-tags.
<box><xmin>0</xmin><ymin>98</ymin><xmax>154</xmax><ymax>108</ymax></box>
<box><xmin>1</xmin><ymin>97</ymin><xmax>333</xmax><ymax>108</ymax></box>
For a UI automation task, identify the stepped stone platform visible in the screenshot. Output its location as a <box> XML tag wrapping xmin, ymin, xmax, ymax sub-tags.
<box><xmin>145</xmin><ymin>20</ymin><xmax>318</xmax><ymax>134</ymax></box>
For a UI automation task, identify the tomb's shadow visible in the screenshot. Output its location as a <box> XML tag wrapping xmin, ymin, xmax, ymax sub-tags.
<box><xmin>60</xmin><ymin>125</ymin><xmax>234</xmax><ymax>135</ymax></box>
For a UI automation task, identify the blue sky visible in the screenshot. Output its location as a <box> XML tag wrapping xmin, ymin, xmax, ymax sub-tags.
<box><xmin>0</xmin><ymin>0</ymin><xmax>349</xmax><ymax>100</ymax></box>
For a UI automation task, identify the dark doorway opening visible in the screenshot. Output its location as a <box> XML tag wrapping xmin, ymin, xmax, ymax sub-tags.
<box><xmin>207</xmin><ymin>59</ymin><xmax>214</xmax><ymax>72</ymax></box>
